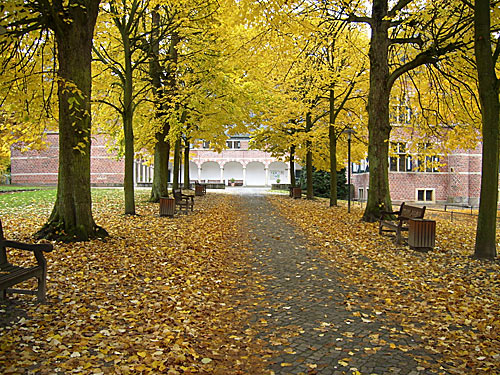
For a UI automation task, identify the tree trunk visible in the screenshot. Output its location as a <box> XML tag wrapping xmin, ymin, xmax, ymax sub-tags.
<box><xmin>150</xmin><ymin>128</ymin><xmax>170</xmax><ymax>201</ymax></box>
<box><xmin>122</xmin><ymin>22</ymin><xmax>136</xmax><ymax>215</ymax></box>
<box><xmin>149</xmin><ymin>9</ymin><xmax>170</xmax><ymax>202</ymax></box>
<box><xmin>183</xmin><ymin>141</ymin><xmax>190</xmax><ymax>189</ymax></box>
<box><xmin>289</xmin><ymin>145</ymin><xmax>296</xmax><ymax>187</ymax></box>
<box><xmin>362</xmin><ymin>0</ymin><xmax>393</xmax><ymax>222</ymax></box>
<box><xmin>36</xmin><ymin>1</ymin><xmax>107</xmax><ymax>241</ymax></box>
<box><xmin>173</xmin><ymin>138</ymin><xmax>181</xmax><ymax>190</ymax></box>
<box><xmin>306</xmin><ymin>112</ymin><xmax>313</xmax><ymax>199</ymax></box>
<box><xmin>329</xmin><ymin>89</ymin><xmax>338</xmax><ymax>206</ymax></box>
<box><xmin>474</xmin><ymin>0</ymin><xmax>499</xmax><ymax>259</ymax></box>
<box><xmin>123</xmin><ymin>112</ymin><xmax>135</xmax><ymax>215</ymax></box>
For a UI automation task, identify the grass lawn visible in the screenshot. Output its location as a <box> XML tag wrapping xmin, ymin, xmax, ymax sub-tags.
<box><xmin>0</xmin><ymin>188</ymin><xmax>129</xmax><ymax>215</ymax></box>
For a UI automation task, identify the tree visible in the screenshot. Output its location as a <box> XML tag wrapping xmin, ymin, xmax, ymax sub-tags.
<box><xmin>347</xmin><ymin>0</ymin><xmax>473</xmax><ymax>221</ymax></box>
<box><xmin>148</xmin><ymin>8</ymin><xmax>176</xmax><ymax>202</ymax></box>
<box><xmin>1</xmin><ymin>0</ymin><xmax>106</xmax><ymax>241</ymax></box>
<box><xmin>473</xmin><ymin>0</ymin><xmax>499</xmax><ymax>259</ymax></box>
<box><xmin>93</xmin><ymin>0</ymin><xmax>154</xmax><ymax>215</ymax></box>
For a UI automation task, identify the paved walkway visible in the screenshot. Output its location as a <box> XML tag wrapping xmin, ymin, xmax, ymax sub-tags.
<box><xmin>240</xmin><ymin>195</ymin><xmax>441</xmax><ymax>375</ymax></box>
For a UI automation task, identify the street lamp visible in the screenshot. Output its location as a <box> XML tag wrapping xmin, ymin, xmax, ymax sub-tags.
<box><xmin>342</xmin><ymin>127</ymin><xmax>355</xmax><ymax>213</ymax></box>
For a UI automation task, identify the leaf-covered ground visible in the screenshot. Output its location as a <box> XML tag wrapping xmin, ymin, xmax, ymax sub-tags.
<box><xmin>1</xmin><ymin>191</ymin><xmax>499</xmax><ymax>374</ymax></box>
<box><xmin>1</xmin><ymin>191</ymin><xmax>268</xmax><ymax>374</ymax></box>
<box><xmin>269</xmin><ymin>196</ymin><xmax>499</xmax><ymax>374</ymax></box>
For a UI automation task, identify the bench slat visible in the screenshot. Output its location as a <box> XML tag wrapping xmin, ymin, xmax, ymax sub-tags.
<box><xmin>0</xmin><ymin>266</ymin><xmax>42</xmax><ymax>287</ymax></box>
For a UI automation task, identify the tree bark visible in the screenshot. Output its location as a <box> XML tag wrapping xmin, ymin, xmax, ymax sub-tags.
<box><xmin>305</xmin><ymin>112</ymin><xmax>313</xmax><ymax>199</ymax></box>
<box><xmin>150</xmin><ymin>128</ymin><xmax>170</xmax><ymax>201</ymax></box>
<box><xmin>362</xmin><ymin>0</ymin><xmax>393</xmax><ymax>222</ymax></box>
<box><xmin>149</xmin><ymin>9</ymin><xmax>170</xmax><ymax>202</ymax></box>
<box><xmin>122</xmin><ymin>17</ymin><xmax>136</xmax><ymax>215</ymax></box>
<box><xmin>329</xmin><ymin>89</ymin><xmax>338</xmax><ymax>206</ymax></box>
<box><xmin>289</xmin><ymin>145</ymin><xmax>296</xmax><ymax>187</ymax></box>
<box><xmin>36</xmin><ymin>1</ymin><xmax>107</xmax><ymax>241</ymax></box>
<box><xmin>173</xmin><ymin>138</ymin><xmax>181</xmax><ymax>190</ymax></box>
<box><xmin>474</xmin><ymin>0</ymin><xmax>499</xmax><ymax>259</ymax></box>
<box><xmin>183</xmin><ymin>141</ymin><xmax>190</xmax><ymax>189</ymax></box>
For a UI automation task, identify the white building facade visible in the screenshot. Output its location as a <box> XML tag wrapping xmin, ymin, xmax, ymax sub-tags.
<box><xmin>134</xmin><ymin>135</ymin><xmax>299</xmax><ymax>187</ymax></box>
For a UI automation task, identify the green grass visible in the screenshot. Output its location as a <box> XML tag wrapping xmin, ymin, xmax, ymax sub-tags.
<box><xmin>0</xmin><ymin>188</ymin><xmax>57</xmax><ymax>214</ymax></box>
<box><xmin>0</xmin><ymin>187</ymin><xmax>133</xmax><ymax>216</ymax></box>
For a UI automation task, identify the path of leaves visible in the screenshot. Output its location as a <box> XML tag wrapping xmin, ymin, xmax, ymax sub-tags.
<box><xmin>1</xmin><ymin>192</ymin><xmax>268</xmax><ymax>374</ymax></box>
<box><xmin>269</xmin><ymin>196</ymin><xmax>499</xmax><ymax>374</ymax></box>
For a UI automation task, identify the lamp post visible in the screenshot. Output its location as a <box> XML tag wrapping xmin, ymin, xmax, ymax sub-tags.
<box><xmin>342</xmin><ymin>128</ymin><xmax>355</xmax><ymax>213</ymax></box>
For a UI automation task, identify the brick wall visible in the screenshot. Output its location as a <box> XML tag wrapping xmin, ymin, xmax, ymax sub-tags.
<box><xmin>351</xmin><ymin>143</ymin><xmax>485</xmax><ymax>205</ymax></box>
<box><xmin>10</xmin><ymin>132</ymin><xmax>124</xmax><ymax>186</ymax></box>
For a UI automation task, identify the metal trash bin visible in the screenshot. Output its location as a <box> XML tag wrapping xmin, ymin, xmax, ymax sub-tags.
<box><xmin>159</xmin><ymin>197</ymin><xmax>175</xmax><ymax>217</ymax></box>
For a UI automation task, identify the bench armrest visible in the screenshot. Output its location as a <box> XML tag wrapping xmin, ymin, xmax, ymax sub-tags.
<box><xmin>2</xmin><ymin>240</ymin><xmax>53</xmax><ymax>253</ymax></box>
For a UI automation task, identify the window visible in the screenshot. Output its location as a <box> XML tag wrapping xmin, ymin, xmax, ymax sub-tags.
<box><xmin>416</xmin><ymin>189</ymin><xmax>434</xmax><ymax>202</ymax></box>
<box><xmin>354</xmin><ymin>158</ymin><xmax>369</xmax><ymax>173</ymax></box>
<box><xmin>415</xmin><ymin>143</ymin><xmax>439</xmax><ymax>172</ymax></box>
<box><xmin>226</xmin><ymin>140</ymin><xmax>241</xmax><ymax>149</ymax></box>
<box><xmin>390</xmin><ymin>104</ymin><xmax>411</xmax><ymax>125</ymax></box>
<box><xmin>389</xmin><ymin>142</ymin><xmax>411</xmax><ymax>172</ymax></box>
<box><xmin>358</xmin><ymin>188</ymin><xmax>364</xmax><ymax>201</ymax></box>
<box><xmin>202</xmin><ymin>141</ymin><xmax>210</xmax><ymax>149</ymax></box>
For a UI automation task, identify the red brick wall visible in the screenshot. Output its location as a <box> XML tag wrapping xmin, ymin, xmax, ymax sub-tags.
<box><xmin>10</xmin><ymin>132</ymin><xmax>124</xmax><ymax>186</ymax></box>
<box><xmin>351</xmin><ymin>144</ymin><xmax>484</xmax><ymax>205</ymax></box>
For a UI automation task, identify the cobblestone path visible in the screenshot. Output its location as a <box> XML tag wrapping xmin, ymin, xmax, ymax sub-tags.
<box><xmin>241</xmin><ymin>195</ymin><xmax>441</xmax><ymax>375</ymax></box>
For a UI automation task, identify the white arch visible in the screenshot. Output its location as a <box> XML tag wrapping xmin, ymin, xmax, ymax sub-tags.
<box><xmin>224</xmin><ymin>161</ymin><xmax>243</xmax><ymax>182</ymax></box>
<box><xmin>268</xmin><ymin>161</ymin><xmax>288</xmax><ymax>184</ymax></box>
<box><xmin>246</xmin><ymin>161</ymin><xmax>266</xmax><ymax>186</ymax></box>
<box><xmin>200</xmin><ymin>161</ymin><xmax>221</xmax><ymax>182</ymax></box>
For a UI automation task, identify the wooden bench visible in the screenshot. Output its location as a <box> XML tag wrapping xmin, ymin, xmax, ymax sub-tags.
<box><xmin>173</xmin><ymin>189</ymin><xmax>194</xmax><ymax>214</ymax></box>
<box><xmin>379</xmin><ymin>202</ymin><xmax>426</xmax><ymax>244</ymax></box>
<box><xmin>0</xmin><ymin>220</ymin><xmax>53</xmax><ymax>302</ymax></box>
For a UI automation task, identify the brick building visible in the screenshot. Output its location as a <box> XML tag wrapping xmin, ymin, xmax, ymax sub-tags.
<box><xmin>11</xmin><ymin>131</ymin><xmax>484</xmax><ymax>203</ymax></box>
<box><xmin>351</xmin><ymin>141</ymin><xmax>483</xmax><ymax>206</ymax></box>
<box><xmin>10</xmin><ymin>132</ymin><xmax>124</xmax><ymax>186</ymax></box>
<box><xmin>11</xmin><ymin>133</ymin><xmax>297</xmax><ymax>187</ymax></box>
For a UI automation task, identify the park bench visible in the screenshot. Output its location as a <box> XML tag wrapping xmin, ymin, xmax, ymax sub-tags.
<box><xmin>379</xmin><ymin>202</ymin><xmax>426</xmax><ymax>244</ymax></box>
<box><xmin>0</xmin><ymin>220</ymin><xmax>53</xmax><ymax>302</ymax></box>
<box><xmin>173</xmin><ymin>189</ymin><xmax>194</xmax><ymax>214</ymax></box>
